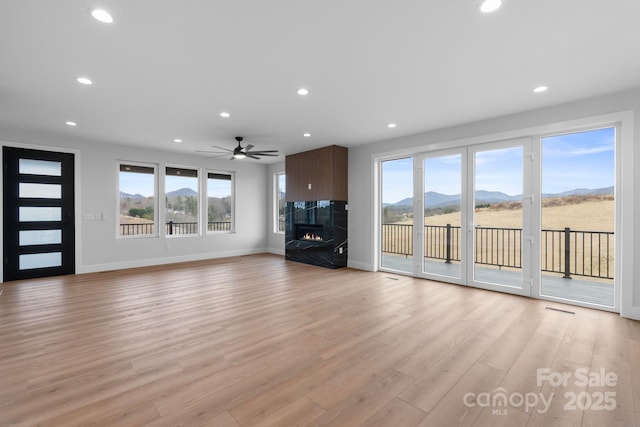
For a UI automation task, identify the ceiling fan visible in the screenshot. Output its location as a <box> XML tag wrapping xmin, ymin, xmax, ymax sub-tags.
<box><xmin>197</xmin><ymin>136</ymin><xmax>279</xmax><ymax>160</ymax></box>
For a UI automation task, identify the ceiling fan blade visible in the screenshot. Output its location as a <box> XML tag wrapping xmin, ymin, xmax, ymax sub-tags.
<box><xmin>244</xmin><ymin>144</ymin><xmax>254</xmax><ymax>152</ymax></box>
<box><xmin>249</xmin><ymin>150</ymin><xmax>279</xmax><ymax>154</ymax></box>
<box><xmin>249</xmin><ymin>152</ymin><xmax>279</xmax><ymax>156</ymax></box>
<box><xmin>210</xmin><ymin>145</ymin><xmax>233</xmax><ymax>152</ymax></box>
<box><xmin>246</xmin><ymin>154</ymin><xmax>260</xmax><ymax>159</ymax></box>
<box><xmin>204</xmin><ymin>154</ymin><xmax>235</xmax><ymax>159</ymax></box>
<box><xmin>196</xmin><ymin>150</ymin><xmax>231</xmax><ymax>155</ymax></box>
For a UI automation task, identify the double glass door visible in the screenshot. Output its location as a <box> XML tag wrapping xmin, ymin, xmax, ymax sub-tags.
<box><xmin>381</xmin><ymin>129</ymin><xmax>616</xmax><ymax>309</ymax></box>
<box><xmin>416</xmin><ymin>139</ymin><xmax>530</xmax><ymax>296</ymax></box>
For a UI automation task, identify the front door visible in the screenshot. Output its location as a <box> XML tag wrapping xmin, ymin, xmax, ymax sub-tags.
<box><xmin>3</xmin><ymin>147</ymin><xmax>75</xmax><ymax>281</ymax></box>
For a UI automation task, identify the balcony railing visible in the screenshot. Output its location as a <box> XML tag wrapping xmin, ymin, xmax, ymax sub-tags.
<box><xmin>119</xmin><ymin>221</ymin><xmax>231</xmax><ymax>236</ymax></box>
<box><xmin>381</xmin><ymin>223</ymin><xmax>613</xmax><ymax>280</ymax></box>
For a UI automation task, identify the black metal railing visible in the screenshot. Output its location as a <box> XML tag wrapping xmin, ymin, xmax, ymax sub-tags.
<box><xmin>475</xmin><ymin>226</ymin><xmax>522</xmax><ymax>269</ymax></box>
<box><xmin>541</xmin><ymin>227</ymin><xmax>614</xmax><ymax>280</ymax></box>
<box><xmin>119</xmin><ymin>223</ymin><xmax>155</xmax><ymax>236</ymax></box>
<box><xmin>381</xmin><ymin>223</ymin><xmax>613</xmax><ymax>280</ymax></box>
<box><xmin>381</xmin><ymin>223</ymin><xmax>414</xmax><ymax>256</ymax></box>
<box><xmin>424</xmin><ymin>224</ymin><xmax>461</xmax><ymax>264</ymax></box>
<box><xmin>207</xmin><ymin>221</ymin><xmax>232</xmax><ymax>232</ymax></box>
<box><xmin>119</xmin><ymin>221</ymin><xmax>231</xmax><ymax>236</ymax></box>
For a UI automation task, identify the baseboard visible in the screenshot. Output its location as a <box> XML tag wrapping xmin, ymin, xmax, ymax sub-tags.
<box><xmin>347</xmin><ymin>260</ymin><xmax>376</xmax><ymax>272</ymax></box>
<box><xmin>621</xmin><ymin>305</ymin><xmax>640</xmax><ymax>321</ymax></box>
<box><xmin>77</xmin><ymin>248</ymin><xmax>269</xmax><ymax>274</ymax></box>
<box><xmin>267</xmin><ymin>247</ymin><xmax>285</xmax><ymax>256</ymax></box>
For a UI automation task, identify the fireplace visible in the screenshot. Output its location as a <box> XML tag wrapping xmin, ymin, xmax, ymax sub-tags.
<box><xmin>285</xmin><ymin>201</ymin><xmax>347</xmax><ymax>269</ymax></box>
<box><xmin>295</xmin><ymin>224</ymin><xmax>324</xmax><ymax>241</ymax></box>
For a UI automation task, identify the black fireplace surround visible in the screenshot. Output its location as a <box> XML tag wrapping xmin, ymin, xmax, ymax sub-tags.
<box><xmin>285</xmin><ymin>200</ymin><xmax>347</xmax><ymax>268</ymax></box>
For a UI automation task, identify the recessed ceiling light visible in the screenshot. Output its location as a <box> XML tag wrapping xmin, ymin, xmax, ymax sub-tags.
<box><xmin>303</xmin><ymin>133</ymin><xmax>311</xmax><ymax>137</ymax></box>
<box><xmin>173</xmin><ymin>138</ymin><xmax>183</xmax><ymax>143</ymax></box>
<box><xmin>387</xmin><ymin>123</ymin><xmax>397</xmax><ymax>128</ymax></box>
<box><xmin>91</xmin><ymin>9</ymin><xmax>114</xmax><ymax>24</ymax></box>
<box><xmin>77</xmin><ymin>77</ymin><xmax>93</xmax><ymax>85</ymax></box>
<box><xmin>220</xmin><ymin>112</ymin><xmax>230</xmax><ymax>118</ymax></box>
<box><xmin>65</xmin><ymin>121</ymin><xmax>77</xmax><ymax>127</ymax></box>
<box><xmin>297</xmin><ymin>88</ymin><xmax>309</xmax><ymax>96</ymax></box>
<box><xmin>533</xmin><ymin>85</ymin><xmax>548</xmax><ymax>93</ymax></box>
<box><xmin>480</xmin><ymin>0</ymin><xmax>502</xmax><ymax>13</ymax></box>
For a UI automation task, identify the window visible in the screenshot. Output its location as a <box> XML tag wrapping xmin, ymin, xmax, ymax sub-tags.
<box><xmin>207</xmin><ymin>171</ymin><xmax>233</xmax><ymax>233</ymax></box>
<box><xmin>274</xmin><ymin>172</ymin><xmax>286</xmax><ymax>233</ymax></box>
<box><xmin>118</xmin><ymin>163</ymin><xmax>157</xmax><ymax>237</ymax></box>
<box><xmin>165</xmin><ymin>166</ymin><xmax>199</xmax><ymax>236</ymax></box>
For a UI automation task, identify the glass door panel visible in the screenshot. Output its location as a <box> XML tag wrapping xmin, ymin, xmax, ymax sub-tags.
<box><xmin>423</xmin><ymin>153</ymin><xmax>463</xmax><ymax>280</ymax></box>
<box><xmin>539</xmin><ymin>128</ymin><xmax>615</xmax><ymax>307</ymax></box>
<box><xmin>471</xmin><ymin>144</ymin><xmax>526</xmax><ymax>292</ymax></box>
<box><xmin>380</xmin><ymin>157</ymin><xmax>414</xmax><ymax>273</ymax></box>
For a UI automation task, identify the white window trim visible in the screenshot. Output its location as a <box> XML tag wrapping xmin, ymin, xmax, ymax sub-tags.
<box><xmin>164</xmin><ymin>164</ymin><xmax>201</xmax><ymax>238</ymax></box>
<box><xmin>274</xmin><ymin>171</ymin><xmax>285</xmax><ymax>234</ymax></box>
<box><xmin>116</xmin><ymin>160</ymin><xmax>159</xmax><ymax>239</ymax></box>
<box><xmin>206</xmin><ymin>169</ymin><xmax>235</xmax><ymax>234</ymax></box>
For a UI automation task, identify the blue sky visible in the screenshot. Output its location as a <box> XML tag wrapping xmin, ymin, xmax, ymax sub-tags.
<box><xmin>119</xmin><ymin>172</ymin><xmax>230</xmax><ymax>198</ymax></box>
<box><xmin>382</xmin><ymin>157</ymin><xmax>413</xmax><ymax>204</ymax></box>
<box><xmin>119</xmin><ymin>171</ymin><xmax>154</xmax><ymax>197</ymax></box>
<box><xmin>382</xmin><ymin>127</ymin><xmax>615</xmax><ymax>204</ymax></box>
<box><xmin>541</xmin><ymin>127</ymin><xmax>614</xmax><ymax>193</ymax></box>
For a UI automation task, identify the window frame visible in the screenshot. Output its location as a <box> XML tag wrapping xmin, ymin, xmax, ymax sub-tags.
<box><xmin>116</xmin><ymin>161</ymin><xmax>159</xmax><ymax>239</ymax></box>
<box><xmin>274</xmin><ymin>171</ymin><xmax>286</xmax><ymax>234</ymax></box>
<box><xmin>206</xmin><ymin>169</ymin><xmax>235</xmax><ymax>234</ymax></box>
<box><xmin>164</xmin><ymin>164</ymin><xmax>201</xmax><ymax>237</ymax></box>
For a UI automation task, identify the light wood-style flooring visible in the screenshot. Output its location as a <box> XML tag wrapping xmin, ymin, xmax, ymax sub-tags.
<box><xmin>1</xmin><ymin>254</ymin><xmax>639</xmax><ymax>426</ymax></box>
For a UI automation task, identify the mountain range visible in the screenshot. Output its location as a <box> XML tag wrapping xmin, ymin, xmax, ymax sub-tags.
<box><xmin>388</xmin><ymin>186</ymin><xmax>613</xmax><ymax>209</ymax></box>
<box><xmin>120</xmin><ymin>187</ymin><xmax>198</xmax><ymax>199</ymax></box>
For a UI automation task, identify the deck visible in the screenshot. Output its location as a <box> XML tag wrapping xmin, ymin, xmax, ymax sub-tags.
<box><xmin>381</xmin><ymin>254</ymin><xmax>615</xmax><ymax>307</ymax></box>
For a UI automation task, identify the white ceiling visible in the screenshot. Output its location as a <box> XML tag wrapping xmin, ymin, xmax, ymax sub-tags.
<box><xmin>2</xmin><ymin>0</ymin><xmax>640</xmax><ymax>163</ymax></box>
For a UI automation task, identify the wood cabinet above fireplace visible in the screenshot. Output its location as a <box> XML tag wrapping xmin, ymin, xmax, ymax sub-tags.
<box><xmin>285</xmin><ymin>145</ymin><xmax>348</xmax><ymax>201</ymax></box>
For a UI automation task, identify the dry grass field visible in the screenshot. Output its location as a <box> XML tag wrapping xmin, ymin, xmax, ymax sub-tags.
<box><xmin>424</xmin><ymin>196</ymin><xmax>614</xmax><ymax>231</ymax></box>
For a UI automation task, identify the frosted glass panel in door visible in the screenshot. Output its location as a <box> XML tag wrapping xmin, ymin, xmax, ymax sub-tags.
<box><xmin>19</xmin><ymin>230</ymin><xmax>62</xmax><ymax>246</ymax></box>
<box><xmin>19</xmin><ymin>159</ymin><xmax>62</xmax><ymax>176</ymax></box>
<box><xmin>19</xmin><ymin>183</ymin><xmax>62</xmax><ymax>199</ymax></box>
<box><xmin>19</xmin><ymin>252</ymin><xmax>62</xmax><ymax>270</ymax></box>
<box><xmin>19</xmin><ymin>207</ymin><xmax>62</xmax><ymax>222</ymax></box>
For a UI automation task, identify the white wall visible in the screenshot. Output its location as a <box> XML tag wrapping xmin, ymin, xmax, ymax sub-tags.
<box><xmin>1</xmin><ymin>136</ymin><xmax>269</xmax><ymax>275</ymax></box>
<box><xmin>266</xmin><ymin>161</ymin><xmax>286</xmax><ymax>254</ymax></box>
<box><xmin>347</xmin><ymin>87</ymin><xmax>640</xmax><ymax>320</ymax></box>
